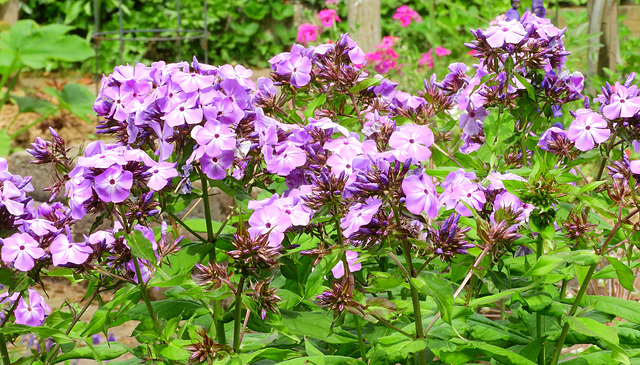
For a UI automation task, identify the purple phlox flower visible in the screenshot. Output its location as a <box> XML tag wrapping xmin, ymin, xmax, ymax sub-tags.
<box><xmin>255</xmin><ymin>77</ymin><xmax>277</xmax><ymax>101</ymax></box>
<box><xmin>0</xmin><ymin>181</ymin><xmax>25</xmax><ymax>216</ymax></box>
<box><xmin>275</xmin><ymin>196</ymin><xmax>312</xmax><ymax>226</ymax></box>
<box><xmin>264</xmin><ymin>143</ymin><xmax>307</xmax><ymax>176</ymax></box>
<box><xmin>459</xmin><ymin>106</ymin><xmax>488</xmax><ymax>135</ymax></box>
<box><xmin>203</xmin><ymin>96</ymin><xmax>245</xmax><ymax>125</ymax></box>
<box><xmin>566</xmin><ymin>71</ymin><xmax>584</xmax><ymax>94</ymax></box>
<box><xmin>484</xmin><ymin>20</ymin><xmax>526</xmax><ymax>48</ymax></box>
<box><xmin>248</xmin><ymin>204</ymin><xmax>292</xmax><ymax>247</ymax></box>
<box><xmin>94</xmin><ymin>165</ymin><xmax>134</xmax><ymax>203</ymax></box>
<box><xmin>14</xmin><ymin>289</ymin><xmax>50</xmax><ymax>326</ymax></box>
<box><xmin>191</xmin><ymin>56</ymin><xmax>218</xmax><ymax>76</ymax></box>
<box><xmin>112</xmin><ymin>62</ymin><xmax>152</xmax><ymax>85</ymax></box>
<box><xmin>134</xmin><ymin>224</ymin><xmax>159</xmax><ymax>251</ymax></box>
<box><xmin>402</xmin><ymin>172</ymin><xmax>439</xmax><ymax>218</ymax></box>
<box><xmin>373</xmin><ymin>78</ymin><xmax>398</xmax><ymax>101</ymax></box>
<box><xmin>21</xmin><ymin>218</ymin><xmax>56</xmax><ymax>237</ymax></box>
<box><xmin>150</xmin><ymin>121</ymin><xmax>175</xmax><ymax>161</ymax></box>
<box><xmin>630</xmin><ymin>159</ymin><xmax>640</xmax><ymax>175</ymax></box>
<box><xmin>171</xmin><ymin>70</ymin><xmax>216</xmax><ymax>93</ymax></box>
<box><xmin>394</xmin><ymin>91</ymin><xmax>426</xmax><ymax>111</ymax></box>
<box><xmin>567</xmin><ymin>109</ymin><xmax>610</xmax><ymax>152</ymax></box>
<box><xmin>505</xmin><ymin>8</ymin><xmax>520</xmax><ymax>21</ymax></box>
<box><xmin>341</xmin><ymin>198</ymin><xmax>383</xmax><ymax>238</ymax></box>
<box><xmin>200</xmin><ymin>150</ymin><xmax>234</xmax><ymax>180</ymax></box>
<box><xmin>532</xmin><ymin>0</ymin><xmax>546</xmax><ymax>17</ymax></box>
<box><xmin>88</xmin><ymin>230</ymin><xmax>116</xmax><ymax>250</ymax></box>
<box><xmin>157</xmin><ymin>83</ymin><xmax>185</xmax><ymax>113</ymax></box>
<box><xmin>1</xmin><ymin>232</ymin><xmax>44</xmax><ymax>271</ymax></box>
<box><xmin>77</xmin><ymin>149</ymin><xmax>127</xmax><ymax>169</ymax></box>
<box><xmin>332</xmin><ymin>251</ymin><xmax>361</xmax><ymax>278</ymax></box>
<box><xmin>389</xmin><ymin>124</ymin><xmax>434</xmax><ymax>163</ymax></box>
<box><xmin>537</xmin><ymin>125</ymin><xmax>568</xmax><ymax>151</ymax></box>
<box><xmin>602</xmin><ymin>83</ymin><xmax>640</xmax><ymax>120</ymax></box>
<box><xmin>277</xmin><ymin>53</ymin><xmax>312</xmax><ymax>88</ymax></box>
<box><xmin>324</xmin><ymin>132</ymin><xmax>363</xmax><ymax>153</ymax></box>
<box><xmin>128</xmin><ymin>258</ymin><xmax>153</xmax><ymax>284</ymax></box>
<box><xmin>327</xmin><ymin>146</ymin><xmax>360</xmax><ymax>177</ymax></box>
<box><xmin>339</xmin><ymin>34</ymin><xmax>367</xmax><ymax>65</ymax></box>
<box><xmin>163</xmin><ymin>92</ymin><xmax>203</xmax><ymax>127</ymax></box>
<box><xmin>308</xmin><ymin>117</ymin><xmax>350</xmax><ymax>137</ymax></box>
<box><xmin>147</xmin><ymin>161</ymin><xmax>179</xmax><ymax>191</ymax></box>
<box><xmin>191</xmin><ymin>120</ymin><xmax>236</xmax><ymax>158</ymax></box>
<box><xmin>50</xmin><ymin>230</ymin><xmax>92</xmax><ymax>266</ymax></box>
<box><xmin>103</xmin><ymin>85</ymin><xmax>137</xmax><ymax>122</ymax></box>
<box><xmin>218</xmin><ymin>64</ymin><xmax>255</xmax><ymax>89</ymax></box>
<box><xmin>440</xmin><ymin>169</ymin><xmax>484</xmax><ymax>216</ymax></box>
<box><xmin>220</xmin><ymin>78</ymin><xmax>252</xmax><ymax>110</ymax></box>
<box><xmin>633</xmin><ymin>140</ymin><xmax>640</xmax><ymax>154</ymax></box>
<box><xmin>484</xmin><ymin>171</ymin><xmax>526</xmax><ymax>190</ymax></box>
<box><xmin>92</xmin><ymin>334</ymin><xmax>102</xmax><ymax>345</ymax></box>
<box><xmin>362</xmin><ymin>111</ymin><xmax>395</xmax><ymax>137</ymax></box>
<box><xmin>492</xmin><ymin>190</ymin><xmax>533</xmax><ymax>222</ymax></box>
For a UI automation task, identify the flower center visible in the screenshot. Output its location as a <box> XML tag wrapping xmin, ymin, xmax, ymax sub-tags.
<box><xmin>109</xmin><ymin>179</ymin><xmax>116</xmax><ymax>185</ymax></box>
<box><xmin>179</xmin><ymin>106</ymin><xmax>185</xmax><ymax>112</ymax></box>
<box><xmin>265</xmin><ymin>223</ymin><xmax>272</xmax><ymax>228</ymax></box>
<box><xmin>19</xmin><ymin>245</ymin><xmax>25</xmax><ymax>251</ymax></box>
<box><xmin>68</xmin><ymin>244</ymin><xmax>73</xmax><ymax>249</ymax></box>
<box><xmin>409</xmin><ymin>139</ymin><xmax>415</xmax><ymax>144</ymax></box>
<box><xmin>214</xmin><ymin>134</ymin><xmax>220</xmax><ymax>138</ymax></box>
<box><xmin>585</xmin><ymin>126</ymin><xmax>591</xmax><ymax>130</ymax></box>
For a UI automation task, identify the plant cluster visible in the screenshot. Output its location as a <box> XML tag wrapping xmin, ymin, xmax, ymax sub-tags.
<box><xmin>1</xmin><ymin>2</ymin><xmax>640</xmax><ymax>365</ymax></box>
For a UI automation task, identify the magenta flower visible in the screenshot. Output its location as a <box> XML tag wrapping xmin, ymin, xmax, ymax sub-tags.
<box><xmin>341</xmin><ymin>198</ymin><xmax>382</xmax><ymax>238</ymax></box>
<box><xmin>0</xmin><ymin>181</ymin><xmax>25</xmax><ymax>216</ymax></box>
<box><xmin>418</xmin><ymin>50</ymin><xmax>434</xmax><ymax>68</ymax></box>
<box><xmin>94</xmin><ymin>165</ymin><xmax>134</xmax><ymax>203</ymax></box>
<box><xmin>248</xmin><ymin>204</ymin><xmax>292</xmax><ymax>247</ymax></box>
<box><xmin>147</xmin><ymin>161</ymin><xmax>179</xmax><ymax>191</ymax></box>
<box><xmin>389</xmin><ymin>124</ymin><xmax>434</xmax><ymax>162</ymax></box>
<box><xmin>264</xmin><ymin>143</ymin><xmax>307</xmax><ymax>176</ymax></box>
<box><xmin>200</xmin><ymin>150</ymin><xmax>234</xmax><ymax>180</ymax></box>
<box><xmin>331</xmin><ymin>251</ymin><xmax>361</xmax><ymax>278</ymax></box>
<box><xmin>602</xmin><ymin>83</ymin><xmax>640</xmax><ymax>120</ymax></box>
<box><xmin>318</xmin><ymin>9</ymin><xmax>341</xmax><ymax>28</ymax></box>
<box><xmin>376</xmin><ymin>36</ymin><xmax>398</xmax><ymax>49</ymax></box>
<box><xmin>434</xmin><ymin>46</ymin><xmax>451</xmax><ymax>57</ymax></box>
<box><xmin>297</xmin><ymin>23</ymin><xmax>319</xmax><ymax>46</ymax></box>
<box><xmin>14</xmin><ymin>289</ymin><xmax>51</xmax><ymax>326</ymax></box>
<box><xmin>1</xmin><ymin>232</ymin><xmax>45</xmax><ymax>271</ymax></box>
<box><xmin>191</xmin><ymin>120</ymin><xmax>237</xmax><ymax>158</ymax></box>
<box><xmin>393</xmin><ymin>5</ymin><xmax>422</xmax><ymax>27</ymax></box>
<box><xmin>402</xmin><ymin>173</ymin><xmax>439</xmax><ymax>218</ymax></box>
<box><xmin>567</xmin><ymin>109</ymin><xmax>611</xmax><ymax>151</ymax></box>
<box><xmin>485</xmin><ymin>20</ymin><xmax>526</xmax><ymax>48</ymax></box>
<box><xmin>276</xmin><ymin>54</ymin><xmax>313</xmax><ymax>88</ymax></box>
<box><xmin>50</xmin><ymin>234</ymin><xmax>93</xmax><ymax>266</ymax></box>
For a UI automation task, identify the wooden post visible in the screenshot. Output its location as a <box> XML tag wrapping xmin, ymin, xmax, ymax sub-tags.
<box><xmin>0</xmin><ymin>0</ymin><xmax>19</xmax><ymax>25</ymax></box>
<box><xmin>347</xmin><ymin>0</ymin><xmax>381</xmax><ymax>53</ymax></box>
<box><xmin>598</xmin><ymin>0</ymin><xmax>621</xmax><ymax>75</ymax></box>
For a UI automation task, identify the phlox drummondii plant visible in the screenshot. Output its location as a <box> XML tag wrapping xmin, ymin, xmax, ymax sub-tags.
<box><xmin>3</xmin><ymin>2</ymin><xmax>640</xmax><ymax>364</ymax></box>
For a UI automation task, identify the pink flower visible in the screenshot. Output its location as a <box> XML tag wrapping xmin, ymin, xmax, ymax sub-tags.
<box><xmin>484</xmin><ymin>20</ymin><xmax>526</xmax><ymax>48</ymax></box>
<box><xmin>434</xmin><ymin>46</ymin><xmax>451</xmax><ymax>57</ymax></box>
<box><xmin>318</xmin><ymin>9</ymin><xmax>341</xmax><ymax>28</ymax></box>
<box><xmin>325</xmin><ymin>0</ymin><xmax>339</xmax><ymax>5</ymax></box>
<box><xmin>331</xmin><ymin>251</ymin><xmax>361</xmax><ymax>278</ymax></box>
<box><xmin>602</xmin><ymin>83</ymin><xmax>640</xmax><ymax>120</ymax></box>
<box><xmin>393</xmin><ymin>5</ymin><xmax>422</xmax><ymax>27</ymax></box>
<box><xmin>567</xmin><ymin>109</ymin><xmax>611</xmax><ymax>151</ymax></box>
<box><xmin>418</xmin><ymin>50</ymin><xmax>434</xmax><ymax>68</ymax></box>
<box><xmin>297</xmin><ymin>23</ymin><xmax>319</xmax><ymax>46</ymax></box>
<box><xmin>376</xmin><ymin>36</ymin><xmax>399</xmax><ymax>49</ymax></box>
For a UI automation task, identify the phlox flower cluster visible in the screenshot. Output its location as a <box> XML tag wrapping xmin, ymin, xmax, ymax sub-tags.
<box><xmin>366</xmin><ymin>36</ymin><xmax>402</xmax><ymax>74</ymax></box>
<box><xmin>297</xmin><ymin>23</ymin><xmax>319</xmax><ymax>46</ymax></box>
<box><xmin>393</xmin><ymin>5</ymin><xmax>422</xmax><ymax>28</ymax></box>
<box><xmin>318</xmin><ymin>9</ymin><xmax>341</xmax><ymax>28</ymax></box>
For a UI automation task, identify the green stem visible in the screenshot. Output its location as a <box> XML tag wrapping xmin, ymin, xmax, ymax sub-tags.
<box><xmin>213</xmin><ymin>301</ymin><xmax>227</xmax><ymax>345</ymax></box>
<box><xmin>165</xmin><ymin>210</ymin><xmax>207</xmax><ymax>242</ymax></box>
<box><xmin>549</xmin><ymin>264</ymin><xmax>597</xmax><ymax>365</ymax></box>
<box><xmin>354</xmin><ymin>314</ymin><xmax>368</xmax><ymax>362</ymax></box>
<box><xmin>371</xmin><ymin>314</ymin><xmax>414</xmax><ymax>340</ymax></box>
<box><xmin>132</xmin><ymin>258</ymin><xmax>163</xmax><ymax>341</ymax></box>
<box><xmin>199</xmin><ymin>170</ymin><xmax>215</xmax><ymax>246</ymax></box>
<box><xmin>232</xmin><ymin>276</ymin><xmax>245</xmax><ymax>353</ymax></box>
<box><xmin>0</xmin><ymin>335</ymin><xmax>10</xmax><ymax>365</ymax></box>
<box><xmin>536</xmin><ymin>235</ymin><xmax>545</xmax><ymax>365</ymax></box>
<box><xmin>0</xmin><ymin>68</ymin><xmax>20</xmax><ymax>113</ymax></box>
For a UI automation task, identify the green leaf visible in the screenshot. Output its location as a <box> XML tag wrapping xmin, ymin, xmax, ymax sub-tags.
<box><xmin>241</xmin><ymin>348</ymin><xmax>301</xmax><ymax>363</ymax></box>
<box><xmin>566</xmin><ymin>316</ymin><xmax>618</xmax><ymax>344</ymax></box>
<box><xmin>467</xmin><ymin>314</ymin><xmax>530</xmax><ymax>345</ymax></box>
<box><xmin>304</xmin><ymin>337</ymin><xmax>324</xmax><ymax>356</ymax></box>
<box><xmin>521</xmin><ymin>255</ymin><xmax>564</xmax><ymax>276</ymax></box>
<box><xmin>127</xmin><ymin>299</ymin><xmax>208</xmax><ymax>321</ymax></box>
<box><xmin>159</xmin><ymin>340</ymin><xmax>192</xmax><ymax>361</ymax></box>
<box><xmin>55</xmin><ymin>343</ymin><xmax>127</xmax><ymax>362</ymax></box>
<box><xmin>606</xmin><ymin>257</ymin><xmax>637</xmax><ymax>292</ymax></box>
<box><xmin>12</xmin><ymin>95</ymin><xmax>57</xmax><ymax>114</ymax></box>
<box><xmin>243</xmin><ymin>1</ymin><xmax>269</xmax><ymax>20</ymax></box>
<box><xmin>577</xmin><ymin>180</ymin><xmax>607</xmax><ymax>194</ymax></box>
<box><xmin>412</xmin><ymin>273</ymin><xmax>453</xmax><ymax>324</ymax></box>
<box><xmin>277</xmin><ymin>356</ymin><xmax>365</xmax><ymax>365</ymax></box>
<box><xmin>514</xmin><ymin>73</ymin><xmax>536</xmax><ymax>101</ymax></box>
<box><xmin>58</xmin><ymin>83</ymin><xmax>96</xmax><ymax>123</ymax></box>
<box><xmin>304</xmin><ymin>256</ymin><xmax>329</xmax><ymax>299</ymax></box>
<box><xmin>377</xmin><ymin>334</ymin><xmax>428</xmax><ymax>360</ymax></box>
<box><xmin>124</xmin><ymin>230</ymin><xmax>156</xmax><ymax>263</ymax></box>
<box><xmin>470</xmin><ymin>341</ymin><xmax>536</xmax><ymax>365</ymax></box>
<box><xmin>349</xmin><ymin>77</ymin><xmax>381</xmax><ymax>93</ymax></box>
<box><xmin>0</xmin><ymin>130</ymin><xmax>10</xmax><ymax>157</ymax></box>
<box><xmin>278</xmin><ymin>310</ymin><xmax>358</xmax><ymax>344</ymax></box>
<box><xmin>304</xmin><ymin>94</ymin><xmax>326</xmax><ymax>119</ymax></box>
<box><xmin>581</xmin><ymin>296</ymin><xmax>640</xmax><ymax>324</ymax></box>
